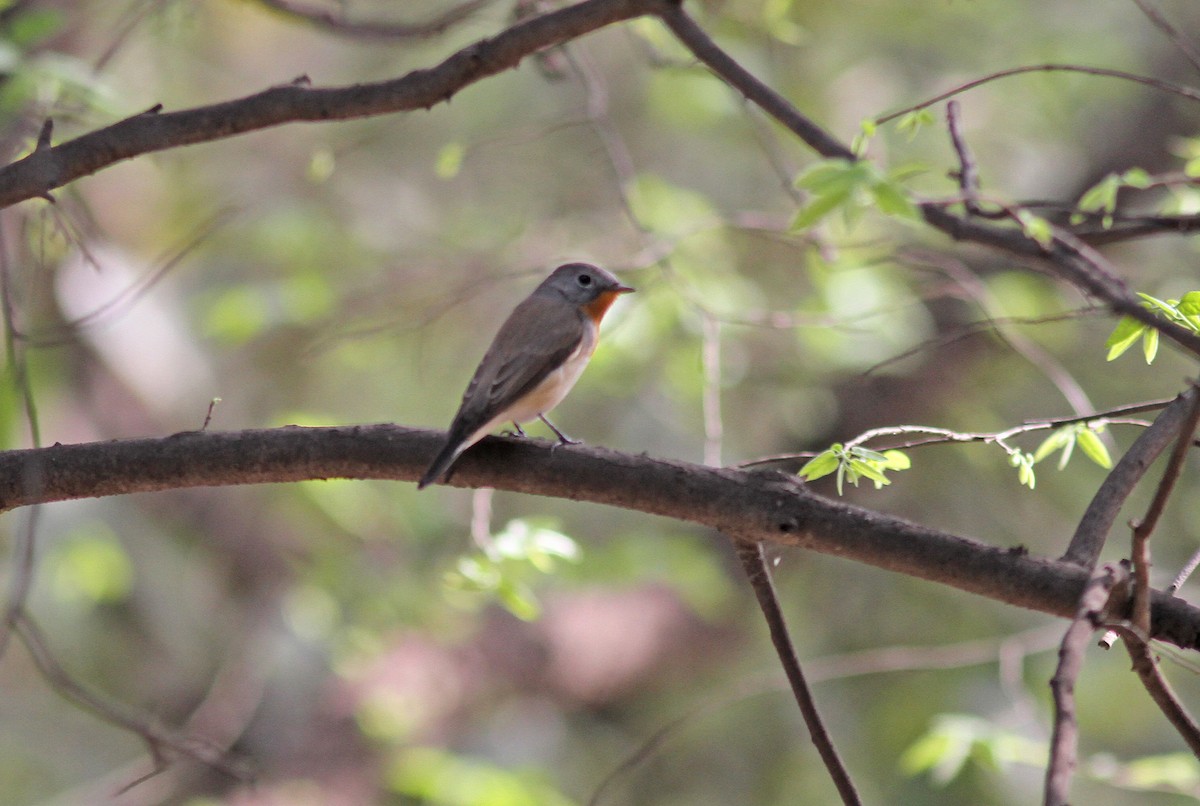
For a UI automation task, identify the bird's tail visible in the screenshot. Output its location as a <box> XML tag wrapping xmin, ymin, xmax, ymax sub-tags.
<box><xmin>417</xmin><ymin>437</ymin><xmax>466</xmax><ymax>489</ymax></box>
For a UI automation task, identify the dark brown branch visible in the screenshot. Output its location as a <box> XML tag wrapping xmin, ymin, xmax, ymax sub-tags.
<box><xmin>1062</xmin><ymin>389</ymin><xmax>1198</xmax><ymax>566</ymax></box>
<box><xmin>945</xmin><ymin>100</ymin><xmax>983</xmax><ymax>215</ymax></box>
<box><xmin>1130</xmin><ymin>385</ymin><xmax>1200</xmax><ymax>632</ymax></box>
<box><xmin>1120</xmin><ymin>626</ymin><xmax>1200</xmax><ymax>758</ymax></box>
<box><xmin>653</xmin><ymin>9</ymin><xmax>1200</xmax><ymax>359</ymax></box>
<box><xmin>0</xmin><ymin>0</ymin><xmax>670</xmax><ymax>210</ymax></box>
<box><xmin>736</xmin><ymin>542</ymin><xmax>861</xmax><ymax>805</ymax></box>
<box><xmin>2</xmin><ymin>424</ymin><xmax>1200</xmax><ymax>646</ymax></box>
<box><xmin>920</xmin><ymin>204</ymin><xmax>1200</xmax><ymax>358</ymax></box>
<box><xmin>1044</xmin><ymin>563</ymin><xmax>1128</xmax><ymax>806</ymax></box>
<box><xmin>1114</xmin><ymin>386</ymin><xmax>1200</xmax><ymax>758</ymax></box>
<box><xmin>257</xmin><ymin>0</ymin><xmax>494</xmax><ymax>40</ymax></box>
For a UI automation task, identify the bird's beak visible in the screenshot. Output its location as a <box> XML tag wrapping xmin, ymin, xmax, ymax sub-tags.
<box><xmin>614</xmin><ymin>283</ymin><xmax>635</xmax><ymax>294</ymax></box>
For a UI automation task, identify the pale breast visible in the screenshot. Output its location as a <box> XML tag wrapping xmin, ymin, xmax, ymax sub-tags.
<box><xmin>462</xmin><ymin>321</ymin><xmax>598</xmax><ymax>446</ymax></box>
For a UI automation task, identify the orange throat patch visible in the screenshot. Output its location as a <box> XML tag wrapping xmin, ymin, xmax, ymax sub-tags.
<box><xmin>584</xmin><ymin>289</ymin><xmax>629</xmax><ymax>325</ymax></box>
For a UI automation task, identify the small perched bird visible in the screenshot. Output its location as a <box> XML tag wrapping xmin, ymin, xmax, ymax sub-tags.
<box><xmin>418</xmin><ymin>262</ymin><xmax>634</xmax><ymax>489</ymax></box>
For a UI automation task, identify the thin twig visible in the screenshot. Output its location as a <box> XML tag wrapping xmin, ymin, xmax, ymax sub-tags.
<box><xmin>12</xmin><ymin>611</ymin><xmax>249</xmax><ymax>783</ymax></box>
<box><xmin>877</xmin><ymin>63</ymin><xmax>1200</xmax><ymax>125</ymax></box>
<box><xmin>0</xmin><ymin>216</ymin><xmax>43</xmax><ymax>661</ymax></box>
<box><xmin>735</xmin><ymin>541</ymin><xmax>861</xmax><ymax>805</ymax></box>
<box><xmin>1130</xmin><ymin>0</ymin><xmax>1200</xmax><ymax>75</ymax></box>
<box><xmin>589</xmin><ymin>623</ymin><xmax>1062</xmax><ymax>804</ymax></box>
<box><xmin>1168</xmin><ymin>549</ymin><xmax>1200</xmax><ymax>595</ymax></box>
<box><xmin>1119</xmin><ymin>624</ymin><xmax>1200</xmax><ymax>758</ymax></box>
<box><xmin>1129</xmin><ymin>384</ymin><xmax>1200</xmax><ymax>632</ymax></box>
<box><xmin>701</xmin><ymin>313</ymin><xmax>723</xmax><ymax>466</ymax></box>
<box><xmin>1044</xmin><ymin>562</ymin><xmax>1128</xmax><ymax>806</ymax></box>
<box><xmin>946</xmin><ymin>100</ymin><xmax>983</xmax><ymax>215</ymax></box>
<box><xmin>737</xmin><ymin>396</ymin><xmax>1165</xmax><ymax>470</ymax></box>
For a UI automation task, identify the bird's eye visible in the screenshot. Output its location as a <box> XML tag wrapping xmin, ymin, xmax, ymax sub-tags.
<box><xmin>577</xmin><ymin>274</ymin><xmax>593</xmax><ymax>286</ymax></box>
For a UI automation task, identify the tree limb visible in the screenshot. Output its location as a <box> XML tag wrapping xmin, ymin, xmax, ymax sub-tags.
<box><xmin>2</xmin><ymin>425</ymin><xmax>1200</xmax><ymax>647</ymax></box>
<box><xmin>0</xmin><ymin>0</ymin><xmax>672</xmax><ymax>210</ymax></box>
<box><xmin>1062</xmin><ymin>388</ymin><xmax>1197</xmax><ymax>566</ymax></box>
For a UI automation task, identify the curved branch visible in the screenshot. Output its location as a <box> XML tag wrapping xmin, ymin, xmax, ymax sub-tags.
<box><xmin>0</xmin><ymin>0</ymin><xmax>670</xmax><ymax>210</ymax></box>
<box><xmin>1062</xmin><ymin>388</ymin><xmax>1198</xmax><ymax>566</ymax></box>
<box><xmin>876</xmin><ymin>63</ymin><xmax>1200</xmax><ymax>125</ymax></box>
<box><xmin>2</xmin><ymin>424</ymin><xmax>1200</xmax><ymax>649</ymax></box>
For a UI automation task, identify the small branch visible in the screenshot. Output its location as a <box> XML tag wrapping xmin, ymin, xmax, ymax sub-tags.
<box><xmin>877</xmin><ymin>63</ymin><xmax>1200</xmax><ymax>125</ymax></box>
<box><xmin>0</xmin><ymin>0</ymin><xmax>672</xmax><ymax>210</ymax></box>
<box><xmin>1063</xmin><ymin>388</ymin><xmax>1198</xmax><ymax>566</ymax></box>
<box><xmin>1118</xmin><ymin>624</ymin><xmax>1200</xmax><ymax>758</ymax></box>
<box><xmin>256</xmin><ymin>0</ymin><xmax>494</xmax><ymax>40</ymax></box>
<box><xmin>945</xmin><ymin>100</ymin><xmax>983</xmax><ymax>215</ymax></box>
<box><xmin>1130</xmin><ymin>384</ymin><xmax>1200</xmax><ymax>632</ymax></box>
<box><xmin>736</xmin><ymin>541</ymin><xmax>861</xmax><ymax>805</ymax></box>
<box><xmin>1168</xmin><ymin>548</ymin><xmax>1200</xmax><ymax>594</ymax></box>
<box><xmin>1044</xmin><ymin>562</ymin><xmax>1128</xmax><ymax>806</ymax></box>
<box><xmin>1130</xmin><ymin>0</ymin><xmax>1200</xmax><ymax>76</ymax></box>
<box><xmin>739</xmin><ymin>396</ymin><xmax>1169</xmax><ymax>470</ymax></box>
<box><xmin>590</xmin><ymin>624</ymin><xmax>1061</xmax><ymax>804</ymax></box>
<box><xmin>12</xmin><ymin>611</ymin><xmax>249</xmax><ymax>785</ymax></box>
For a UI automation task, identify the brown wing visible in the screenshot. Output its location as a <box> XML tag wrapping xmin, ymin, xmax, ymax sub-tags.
<box><xmin>448</xmin><ymin>294</ymin><xmax>584</xmax><ymax>438</ymax></box>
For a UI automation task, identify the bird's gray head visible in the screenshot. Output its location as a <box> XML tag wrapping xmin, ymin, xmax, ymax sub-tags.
<box><xmin>535</xmin><ymin>262</ymin><xmax>634</xmax><ymax>305</ymax></box>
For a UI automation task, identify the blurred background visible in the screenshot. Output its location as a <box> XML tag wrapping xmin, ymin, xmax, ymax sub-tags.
<box><xmin>1</xmin><ymin>0</ymin><xmax>1200</xmax><ymax>803</ymax></box>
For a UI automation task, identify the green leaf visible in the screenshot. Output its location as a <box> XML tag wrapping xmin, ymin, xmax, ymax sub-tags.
<box><xmin>1015</xmin><ymin>210</ymin><xmax>1054</xmax><ymax>248</ymax></box>
<box><xmin>848</xmin><ymin>446</ymin><xmax>889</xmax><ymax>463</ymax></box>
<box><xmin>1057</xmin><ymin>432</ymin><xmax>1075</xmax><ymax>470</ymax></box>
<box><xmin>870</xmin><ymin>180</ymin><xmax>918</xmax><ymax>219</ymax></box>
<box><xmin>1076</xmin><ymin>427</ymin><xmax>1113</xmax><ymax>469</ymax></box>
<box><xmin>895</xmin><ymin>109</ymin><xmax>936</xmax><ymax>140</ymax></box>
<box><xmin>799</xmin><ymin>449</ymin><xmax>841</xmax><ymax>481</ymax></box>
<box><xmin>435</xmin><ymin>142</ymin><xmax>465</xmax><ymax>179</ymax></box>
<box><xmin>1105</xmin><ymin>316</ymin><xmax>1146</xmax><ymax>361</ymax></box>
<box><xmin>1076</xmin><ymin>174</ymin><xmax>1119</xmax><ymax>214</ymax></box>
<box><xmin>850</xmin><ymin>459</ymin><xmax>891</xmax><ymax>488</ymax></box>
<box><xmin>881</xmin><ymin>450</ymin><xmax>911</xmax><ymax>470</ymax></box>
<box><xmin>1142</xmin><ymin>325</ymin><xmax>1160</xmax><ymax>364</ymax></box>
<box><xmin>1121</xmin><ymin>167</ymin><xmax>1153</xmax><ymax>188</ymax></box>
<box><xmin>1178</xmin><ymin>291</ymin><xmax>1200</xmax><ymax>327</ymax></box>
<box><xmin>790</xmin><ymin>185</ymin><xmax>854</xmax><ymax>230</ymax></box>
<box><xmin>1137</xmin><ymin>292</ymin><xmax>1178</xmax><ymax>318</ymax></box>
<box><xmin>794</xmin><ymin>160</ymin><xmax>863</xmax><ymax>193</ymax></box>
<box><xmin>1032</xmin><ymin>428</ymin><xmax>1072</xmax><ymax>464</ymax></box>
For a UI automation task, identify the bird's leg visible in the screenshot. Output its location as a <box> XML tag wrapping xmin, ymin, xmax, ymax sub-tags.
<box><xmin>540</xmin><ymin>414</ymin><xmax>580</xmax><ymax>445</ymax></box>
<box><xmin>505</xmin><ymin>422</ymin><xmax>528</xmax><ymax>438</ymax></box>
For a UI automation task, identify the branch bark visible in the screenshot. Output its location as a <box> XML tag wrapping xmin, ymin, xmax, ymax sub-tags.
<box><xmin>0</xmin><ymin>0</ymin><xmax>671</xmax><ymax>210</ymax></box>
<box><xmin>3</xmin><ymin>425</ymin><xmax>1200</xmax><ymax>648</ymax></box>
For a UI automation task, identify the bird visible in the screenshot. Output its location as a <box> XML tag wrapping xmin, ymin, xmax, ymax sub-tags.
<box><xmin>417</xmin><ymin>262</ymin><xmax>634</xmax><ymax>489</ymax></box>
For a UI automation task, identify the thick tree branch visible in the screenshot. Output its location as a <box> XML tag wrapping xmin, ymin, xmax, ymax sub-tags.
<box><xmin>3</xmin><ymin>425</ymin><xmax>1200</xmax><ymax>649</ymax></box>
<box><xmin>0</xmin><ymin>0</ymin><xmax>671</xmax><ymax>210</ymax></box>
